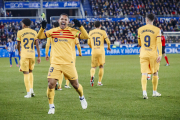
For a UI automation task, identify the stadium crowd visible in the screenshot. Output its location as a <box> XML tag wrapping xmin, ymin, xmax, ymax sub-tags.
<box><xmin>90</xmin><ymin>0</ymin><xmax>180</xmax><ymax>17</ymax></box>
<box><xmin>0</xmin><ymin>17</ymin><xmax>180</xmax><ymax>45</ymax></box>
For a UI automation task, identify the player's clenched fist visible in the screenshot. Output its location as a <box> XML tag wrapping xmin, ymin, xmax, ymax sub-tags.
<box><xmin>72</xmin><ymin>19</ymin><xmax>81</xmax><ymax>27</ymax></box>
<box><xmin>37</xmin><ymin>57</ymin><xmax>41</xmax><ymax>64</ymax></box>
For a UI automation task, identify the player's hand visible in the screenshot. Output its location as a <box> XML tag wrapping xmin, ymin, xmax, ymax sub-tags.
<box><xmin>79</xmin><ymin>54</ymin><xmax>82</xmax><ymax>57</ymax></box>
<box><xmin>45</xmin><ymin>55</ymin><xmax>49</xmax><ymax>61</ymax></box>
<box><xmin>107</xmin><ymin>48</ymin><xmax>111</xmax><ymax>51</ymax></box>
<box><xmin>37</xmin><ymin>57</ymin><xmax>41</xmax><ymax>64</ymax></box>
<box><xmin>41</xmin><ymin>20</ymin><xmax>47</xmax><ymax>29</ymax></box>
<box><xmin>156</xmin><ymin>56</ymin><xmax>162</xmax><ymax>63</ymax></box>
<box><xmin>72</xmin><ymin>19</ymin><xmax>81</xmax><ymax>27</ymax></box>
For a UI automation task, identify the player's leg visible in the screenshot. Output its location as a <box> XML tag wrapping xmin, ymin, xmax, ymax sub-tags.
<box><xmin>62</xmin><ymin>64</ymin><xmax>87</xmax><ymax>109</ymax></box>
<box><xmin>12</xmin><ymin>52</ymin><xmax>18</xmax><ymax>67</ymax></box>
<box><xmin>90</xmin><ymin>54</ymin><xmax>98</xmax><ymax>86</ymax></box>
<box><xmin>47</xmin><ymin>78</ymin><xmax>57</xmax><ymax>114</ymax></box>
<box><xmin>98</xmin><ymin>65</ymin><xmax>104</xmax><ymax>86</ymax></box>
<box><xmin>9</xmin><ymin>52</ymin><xmax>12</xmax><ymax>67</ymax></box>
<box><xmin>65</xmin><ymin>77</ymin><xmax>71</xmax><ymax>88</ymax></box>
<box><xmin>98</xmin><ymin>54</ymin><xmax>105</xmax><ymax>86</ymax></box>
<box><xmin>69</xmin><ymin>79</ymin><xmax>87</xmax><ymax>109</ymax></box>
<box><xmin>140</xmin><ymin>58</ymin><xmax>150</xmax><ymax>99</ymax></box>
<box><xmin>162</xmin><ymin>46</ymin><xmax>169</xmax><ymax>66</ymax></box>
<box><xmin>152</xmin><ymin>71</ymin><xmax>161</xmax><ymax>97</ymax></box>
<box><xmin>29</xmin><ymin>58</ymin><xmax>35</xmax><ymax>96</ymax></box>
<box><xmin>47</xmin><ymin>64</ymin><xmax>61</xmax><ymax>114</ymax></box>
<box><xmin>57</xmin><ymin>73</ymin><xmax>63</xmax><ymax>90</ymax></box>
<box><xmin>20</xmin><ymin>58</ymin><xmax>31</xmax><ymax>98</ymax></box>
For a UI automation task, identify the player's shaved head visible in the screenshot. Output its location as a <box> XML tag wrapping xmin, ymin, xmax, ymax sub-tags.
<box><xmin>22</xmin><ymin>18</ymin><xmax>31</xmax><ymax>26</ymax></box>
<box><xmin>60</xmin><ymin>13</ymin><xmax>69</xmax><ymax>19</ymax></box>
<box><xmin>146</xmin><ymin>13</ymin><xmax>155</xmax><ymax>22</ymax></box>
<box><xmin>53</xmin><ymin>21</ymin><xmax>59</xmax><ymax>28</ymax></box>
<box><xmin>94</xmin><ymin>21</ymin><xmax>101</xmax><ymax>28</ymax></box>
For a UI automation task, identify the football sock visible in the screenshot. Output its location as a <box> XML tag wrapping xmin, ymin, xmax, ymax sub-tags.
<box><xmin>141</xmin><ymin>75</ymin><xmax>147</xmax><ymax>91</ymax></box>
<box><xmin>58</xmin><ymin>73</ymin><xmax>63</xmax><ymax>88</ymax></box>
<box><xmin>76</xmin><ymin>84</ymin><xmax>83</xmax><ymax>97</ymax></box>
<box><xmin>65</xmin><ymin>79</ymin><xmax>69</xmax><ymax>86</ymax></box>
<box><xmin>98</xmin><ymin>68</ymin><xmax>104</xmax><ymax>83</ymax></box>
<box><xmin>143</xmin><ymin>90</ymin><xmax>147</xmax><ymax>95</ymax></box>
<box><xmin>15</xmin><ymin>58</ymin><xmax>18</xmax><ymax>65</ymax></box>
<box><xmin>47</xmin><ymin>87</ymin><xmax>55</xmax><ymax>104</ymax></box>
<box><xmin>29</xmin><ymin>72</ymin><xmax>33</xmax><ymax>89</ymax></box>
<box><xmin>24</xmin><ymin>74</ymin><xmax>30</xmax><ymax>92</ymax></box>
<box><xmin>49</xmin><ymin>104</ymin><xmax>55</xmax><ymax>108</ymax></box>
<box><xmin>90</xmin><ymin>68</ymin><xmax>95</xmax><ymax>77</ymax></box>
<box><xmin>153</xmin><ymin>91</ymin><xmax>157</xmax><ymax>94</ymax></box>
<box><xmin>148</xmin><ymin>74</ymin><xmax>151</xmax><ymax>78</ymax></box>
<box><xmin>152</xmin><ymin>76</ymin><xmax>158</xmax><ymax>91</ymax></box>
<box><xmin>164</xmin><ymin>56</ymin><xmax>169</xmax><ymax>64</ymax></box>
<box><xmin>10</xmin><ymin>57</ymin><xmax>12</xmax><ymax>65</ymax></box>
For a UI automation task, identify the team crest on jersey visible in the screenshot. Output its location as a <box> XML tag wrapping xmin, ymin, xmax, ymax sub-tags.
<box><xmin>60</xmin><ymin>32</ymin><xmax>63</xmax><ymax>35</ymax></box>
<box><xmin>54</xmin><ymin>38</ymin><xmax>58</xmax><ymax>42</ymax></box>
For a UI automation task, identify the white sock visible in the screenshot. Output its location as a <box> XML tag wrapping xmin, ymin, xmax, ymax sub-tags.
<box><xmin>98</xmin><ymin>82</ymin><xmax>101</xmax><ymax>84</ymax></box>
<box><xmin>49</xmin><ymin>104</ymin><xmax>55</xmax><ymax>108</ymax></box>
<box><xmin>27</xmin><ymin>92</ymin><xmax>31</xmax><ymax>95</ymax></box>
<box><xmin>79</xmin><ymin>95</ymin><xmax>84</xmax><ymax>100</ymax></box>
<box><xmin>143</xmin><ymin>90</ymin><xmax>147</xmax><ymax>95</ymax></box>
<box><xmin>153</xmin><ymin>91</ymin><xmax>157</xmax><ymax>94</ymax></box>
<box><xmin>30</xmin><ymin>88</ymin><xmax>33</xmax><ymax>93</ymax></box>
<box><xmin>148</xmin><ymin>74</ymin><xmax>151</xmax><ymax>78</ymax></box>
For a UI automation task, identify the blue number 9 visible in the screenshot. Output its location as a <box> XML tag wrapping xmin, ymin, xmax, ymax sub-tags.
<box><xmin>144</xmin><ymin>35</ymin><xmax>150</xmax><ymax>47</ymax></box>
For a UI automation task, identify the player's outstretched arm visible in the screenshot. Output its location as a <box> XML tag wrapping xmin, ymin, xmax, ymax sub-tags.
<box><xmin>35</xmin><ymin>40</ymin><xmax>41</xmax><ymax>64</ymax></box>
<box><xmin>45</xmin><ymin>38</ymin><xmax>51</xmax><ymax>61</ymax></box>
<box><xmin>37</xmin><ymin>20</ymin><xmax>47</xmax><ymax>39</ymax></box>
<box><xmin>72</xmin><ymin>19</ymin><xmax>89</xmax><ymax>39</ymax></box>
<box><xmin>77</xmin><ymin>44</ymin><xmax>82</xmax><ymax>56</ymax></box>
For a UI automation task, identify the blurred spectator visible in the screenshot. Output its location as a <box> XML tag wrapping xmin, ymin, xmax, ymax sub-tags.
<box><xmin>35</xmin><ymin>26</ymin><xmax>40</xmax><ymax>32</ymax></box>
<box><xmin>0</xmin><ymin>40</ymin><xmax>2</xmax><ymax>45</ymax></box>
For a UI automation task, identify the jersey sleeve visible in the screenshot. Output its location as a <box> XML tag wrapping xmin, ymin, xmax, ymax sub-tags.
<box><xmin>16</xmin><ymin>31</ymin><xmax>21</xmax><ymax>41</ymax></box>
<box><xmin>45</xmin><ymin>29</ymin><xmax>53</xmax><ymax>38</ymax></box>
<box><xmin>138</xmin><ymin>29</ymin><xmax>141</xmax><ymax>46</ymax></box>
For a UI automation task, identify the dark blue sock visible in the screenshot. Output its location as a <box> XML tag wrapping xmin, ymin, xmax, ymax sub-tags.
<box><xmin>10</xmin><ymin>58</ymin><xmax>12</xmax><ymax>65</ymax></box>
<box><xmin>15</xmin><ymin>58</ymin><xmax>18</xmax><ymax>65</ymax></box>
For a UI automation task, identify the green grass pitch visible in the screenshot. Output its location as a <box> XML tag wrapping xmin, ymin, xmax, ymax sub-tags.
<box><xmin>0</xmin><ymin>54</ymin><xmax>180</xmax><ymax>120</ymax></box>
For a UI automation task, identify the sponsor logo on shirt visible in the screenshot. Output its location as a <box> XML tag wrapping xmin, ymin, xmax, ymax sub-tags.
<box><xmin>54</xmin><ymin>38</ymin><xmax>58</xmax><ymax>42</ymax></box>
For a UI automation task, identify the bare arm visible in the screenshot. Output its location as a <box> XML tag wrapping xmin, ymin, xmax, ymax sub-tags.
<box><xmin>17</xmin><ymin>41</ymin><xmax>21</xmax><ymax>56</ymax></box>
<box><xmin>76</xmin><ymin>43</ymin><xmax>82</xmax><ymax>56</ymax></box>
<box><xmin>35</xmin><ymin>40</ymin><xmax>41</xmax><ymax>64</ymax></box>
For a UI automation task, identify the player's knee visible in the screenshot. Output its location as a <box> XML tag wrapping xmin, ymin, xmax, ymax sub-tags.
<box><xmin>99</xmin><ymin>65</ymin><xmax>104</xmax><ymax>68</ymax></box>
<box><xmin>153</xmin><ymin>72</ymin><xmax>158</xmax><ymax>76</ymax></box>
<box><xmin>48</xmin><ymin>79</ymin><xmax>56</xmax><ymax>89</ymax></box>
<box><xmin>70</xmin><ymin>80</ymin><xmax>79</xmax><ymax>89</ymax></box>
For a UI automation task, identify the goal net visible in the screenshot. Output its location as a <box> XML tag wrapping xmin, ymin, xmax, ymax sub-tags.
<box><xmin>164</xmin><ymin>32</ymin><xmax>180</xmax><ymax>43</ymax></box>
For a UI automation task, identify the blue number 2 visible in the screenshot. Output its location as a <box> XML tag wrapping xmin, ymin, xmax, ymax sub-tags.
<box><xmin>144</xmin><ymin>35</ymin><xmax>150</xmax><ymax>47</ymax></box>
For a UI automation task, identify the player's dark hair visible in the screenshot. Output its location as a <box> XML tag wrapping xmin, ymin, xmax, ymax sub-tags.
<box><xmin>161</xmin><ymin>31</ymin><xmax>163</xmax><ymax>35</ymax></box>
<box><xmin>94</xmin><ymin>21</ymin><xmax>101</xmax><ymax>28</ymax></box>
<box><xmin>53</xmin><ymin>21</ymin><xmax>59</xmax><ymax>27</ymax></box>
<box><xmin>60</xmin><ymin>13</ymin><xmax>69</xmax><ymax>19</ymax></box>
<box><xmin>146</xmin><ymin>13</ymin><xmax>155</xmax><ymax>22</ymax></box>
<box><xmin>22</xmin><ymin>18</ymin><xmax>31</xmax><ymax>26</ymax></box>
